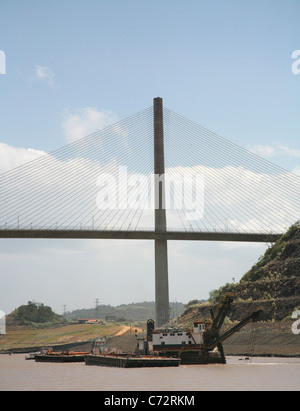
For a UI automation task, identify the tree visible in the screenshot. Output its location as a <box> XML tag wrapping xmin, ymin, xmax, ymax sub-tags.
<box><xmin>16</xmin><ymin>301</ymin><xmax>61</xmax><ymax>324</ymax></box>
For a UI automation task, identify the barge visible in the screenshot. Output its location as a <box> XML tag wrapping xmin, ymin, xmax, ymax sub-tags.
<box><xmin>84</xmin><ymin>354</ymin><xmax>181</xmax><ymax>368</ymax></box>
<box><xmin>35</xmin><ymin>349</ymin><xmax>89</xmax><ymax>363</ymax></box>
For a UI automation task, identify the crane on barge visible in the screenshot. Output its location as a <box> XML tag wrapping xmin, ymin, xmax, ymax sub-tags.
<box><xmin>148</xmin><ymin>294</ymin><xmax>263</xmax><ymax>364</ymax></box>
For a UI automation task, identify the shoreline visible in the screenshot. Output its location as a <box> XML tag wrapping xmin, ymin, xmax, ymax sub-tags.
<box><xmin>1</xmin><ymin>321</ymin><xmax>299</xmax><ymax>358</ymax></box>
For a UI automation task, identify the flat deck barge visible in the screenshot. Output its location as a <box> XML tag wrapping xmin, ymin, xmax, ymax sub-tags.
<box><xmin>35</xmin><ymin>352</ymin><xmax>88</xmax><ymax>363</ymax></box>
<box><xmin>84</xmin><ymin>354</ymin><xmax>181</xmax><ymax>368</ymax></box>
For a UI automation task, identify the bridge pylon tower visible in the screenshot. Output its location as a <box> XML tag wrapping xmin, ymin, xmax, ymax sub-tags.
<box><xmin>154</xmin><ymin>97</ymin><xmax>169</xmax><ymax>327</ymax></box>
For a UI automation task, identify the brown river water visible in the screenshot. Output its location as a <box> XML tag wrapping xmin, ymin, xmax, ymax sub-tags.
<box><xmin>0</xmin><ymin>354</ymin><xmax>299</xmax><ymax>391</ymax></box>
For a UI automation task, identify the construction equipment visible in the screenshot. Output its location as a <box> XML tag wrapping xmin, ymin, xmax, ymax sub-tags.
<box><xmin>149</xmin><ymin>294</ymin><xmax>263</xmax><ymax>364</ymax></box>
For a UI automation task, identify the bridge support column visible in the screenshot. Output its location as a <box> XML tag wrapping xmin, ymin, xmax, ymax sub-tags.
<box><xmin>154</xmin><ymin>97</ymin><xmax>169</xmax><ymax>327</ymax></box>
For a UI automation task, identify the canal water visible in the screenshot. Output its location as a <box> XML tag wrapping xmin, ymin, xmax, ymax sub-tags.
<box><xmin>0</xmin><ymin>354</ymin><xmax>299</xmax><ymax>391</ymax></box>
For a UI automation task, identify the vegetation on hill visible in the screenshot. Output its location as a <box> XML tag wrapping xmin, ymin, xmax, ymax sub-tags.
<box><xmin>242</xmin><ymin>224</ymin><xmax>300</xmax><ymax>283</ymax></box>
<box><xmin>180</xmin><ymin>224</ymin><xmax>300</xmax><ymax>323</ymax></box>
<box><xmin>69</xmin><ymin>301</ymin><xmax>185</xmax><ymax>322</ymax></box>
<box><xmin>7</xmin><ymin>301</ymin><xmax>64</xmax><ymax>327</ymax></box>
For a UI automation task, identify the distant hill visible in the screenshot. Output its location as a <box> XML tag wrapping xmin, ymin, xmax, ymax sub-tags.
<box><xmin>6</xmin><ymin>300</ymin><xmax>185</xmax><ymax>328</ymax></box>
<box><xmin>69</xmin><ymin>301</ymin><xmax>185</xmax><ymax>323</ymax></box>
<box><xmin>7</xmin><ymin>301</ymin><xmax>63</xmax><ymax>327</ymax></box>
<box><xmin>179</xmin><ymin>224</ymin><xmax>300</xmax><ymax>324</ymax></box>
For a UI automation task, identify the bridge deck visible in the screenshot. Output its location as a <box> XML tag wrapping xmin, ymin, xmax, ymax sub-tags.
<box><xmin>0</xmin><ymin>229</ymin><xmax>281</xmax><ymax>242</ymax></box>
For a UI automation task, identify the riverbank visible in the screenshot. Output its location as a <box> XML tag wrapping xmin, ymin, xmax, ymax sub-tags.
<box><xmin>222</xmin><ymin>321</ymin><xmax>300</xmax><ymax>357</ymax></box>
<box><xmin>0</xmin><ymin>322</ymin><xmax>141</xmax><ymax>354</ymax></box>
<box><xmin>1</xmin><ymin>321</ymin><xmax>299</xmax><ymax>357</ymax></box>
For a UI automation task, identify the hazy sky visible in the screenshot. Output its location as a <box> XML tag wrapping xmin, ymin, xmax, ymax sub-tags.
<box><xmin>0</xmin><ymin>0</ymin><xmax>300</xmax><ymax>315</ymax></box>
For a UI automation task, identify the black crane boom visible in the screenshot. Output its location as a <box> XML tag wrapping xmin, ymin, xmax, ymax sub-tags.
<box><xmin>207</xmin><ymin>308</ymin><xmax>263</xmax><ymax>350</ymax></box>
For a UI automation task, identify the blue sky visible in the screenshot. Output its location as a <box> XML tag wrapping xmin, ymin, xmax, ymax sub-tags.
<box><xmin>0</xmin><ymin>0</ymin><xmax>300</xmax><ymax>315</ymax></box>
<box><xmin>1</xmin><ymin>0</ymin><xmax>299</xmax><ymax>157</ymax></box>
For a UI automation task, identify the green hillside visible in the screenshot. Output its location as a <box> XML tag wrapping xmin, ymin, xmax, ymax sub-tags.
<box><xmin>7</xmin><ymin>301</ymin><xmax>64</xmax><ymax>327</ymax></box>
<box><xmin>180</xmin><ymin>224</ymin><xmax>300</xmax><ymax>323</ymax></box>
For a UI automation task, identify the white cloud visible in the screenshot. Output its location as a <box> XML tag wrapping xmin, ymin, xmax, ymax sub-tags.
<box><xmin>35</xmin><ymin>65</ymin><xmax>55</xmax><ymax>86</ymax></box>
<box><xmin>165</xmin><ymin>164</ymin><xmax>300</xmax><ymax>234</ymax></box>
<box><xmin>292</xmin><ymin>165</ymin><xmax>300</xmax><ymax>176</ymax></box>
<box><xmin>250</xmin><ymin>144</ymin><xmax>276</xmax><ymax>158</ymax></box>
<box><xmin>250</xmin><ymin>143</ymin><xmax>300</xmax><ymax>159</ymax></box>
<box><xmin>0</xmin><ymin>143</ymin><xmax>46</xmax><ymax>173</ymax></box>
<box><xmin>62</xmin><ymin>107</ymin><xmax>119</xmax><ymax>143</ymax></box>
<box><xmin>1</xmin><ymin>141</ymin><xmax>299</xmax><ymax>234</ymax></box>
<box><xmin>276</xmin><ymin>144</ymin><xmax>300</xmax><ymax>158</ymax></box>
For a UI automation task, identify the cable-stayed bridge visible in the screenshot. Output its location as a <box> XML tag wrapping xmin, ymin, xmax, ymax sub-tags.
<box><xmin>1</xmin><ymin>98</ymin><xmax>299</xmax><ymax>325</ymax></box>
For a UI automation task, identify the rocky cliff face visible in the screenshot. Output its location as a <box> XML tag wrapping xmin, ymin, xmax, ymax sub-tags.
<box><xmin>179</xmin><ymin>225</ymin><xmax>300</xmax><ymax>324</ymax></box>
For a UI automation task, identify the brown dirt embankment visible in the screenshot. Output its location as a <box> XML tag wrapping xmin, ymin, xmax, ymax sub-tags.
<box><xmin>222</xmin><ymin>321</ymin><xmax>300</xmax><ymax>357</ymax></box>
